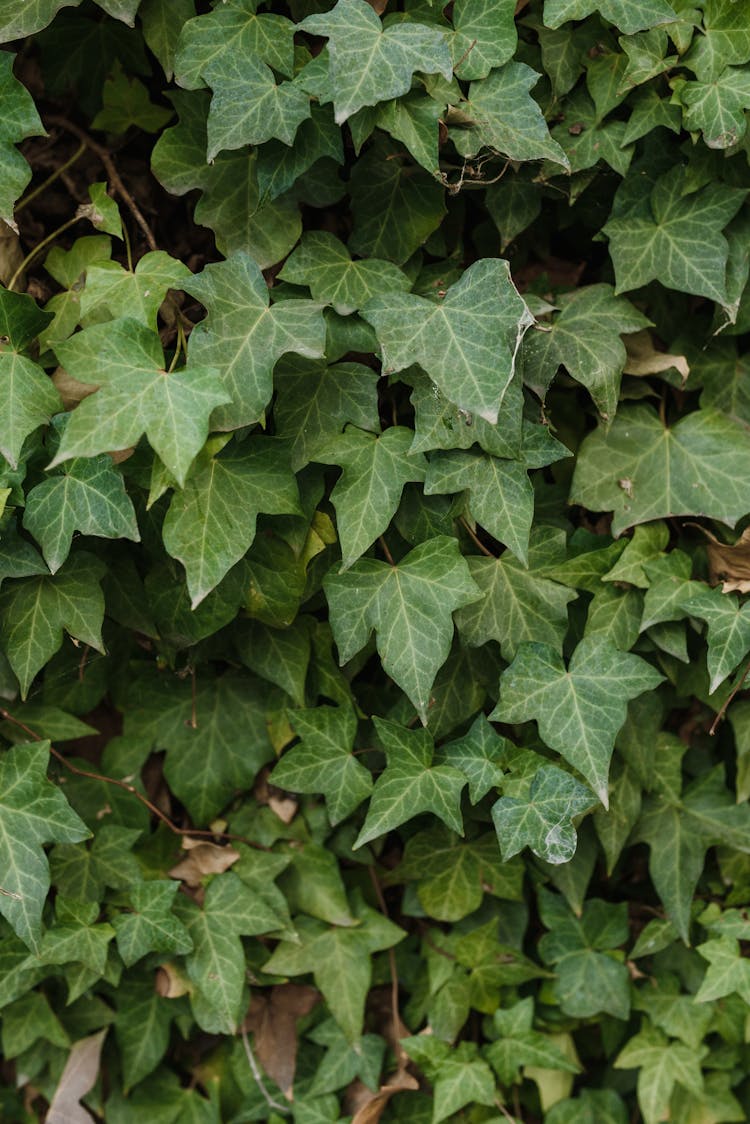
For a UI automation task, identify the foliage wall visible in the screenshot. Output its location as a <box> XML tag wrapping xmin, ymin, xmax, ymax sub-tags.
<box><xmin>2</xmin><ymin>0</ymin><xmax>750</xmax><ymax>1120</ymax></box>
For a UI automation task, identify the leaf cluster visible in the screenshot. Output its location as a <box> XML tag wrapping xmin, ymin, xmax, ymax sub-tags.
<box><xmin>1</xmin><ymin>0</ymin><xmax>750</xmax><ymax>1121</ymax></box>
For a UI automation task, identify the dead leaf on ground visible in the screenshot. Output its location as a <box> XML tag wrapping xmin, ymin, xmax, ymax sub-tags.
<box><xmin>623</xmin><ymin>329</ymin><xmax>689</xmax><ymax>383</ymax></box>
<box><xmin>364</xmin><ymin>0</ymin><xmax>388</xmax><ymax>11</ymax></box>
<box><xmin>243</xmin><ymin>984</ymin><xmax>319</xmax><ymax>1100</ymax></box>
<box><xmin>46</xmin><ymin>1030</ymin><xmax>107</xmax><ymax>1124</ymax></box>
<box><xmin>168</xmin><ymin>836</ymin><xmax>240</xmax><ymax>886</ymax></box>
<box><xmin>348</xmin><ymin>1064</ymin><xmax>419</xmax><ymax>1124</ymax></box>
<box><xmin>695</xmin><ymin>525</ymin><xmax>750</xmax><ymax>593</ymax></box>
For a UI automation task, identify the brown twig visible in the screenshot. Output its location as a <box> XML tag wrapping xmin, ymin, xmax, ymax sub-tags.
<box><xmin>44</xmin><ymin>114</ymin><xmax>158</xmax><ymax>252</ymax></box>
<box><xmin>0</xmin><ymin>708</ymin><xmax>268</xmax><ymax>850</ymax></box>
<box><xmin>460</xmin><ymin>516</ymin><xmax>495</xmax><ymax>557</ymax></box>
<box><xmin>453</xmin><ymin>37</ymin><xmax>477</xmax><ymax>72</ymax></box>
<box><xmin>369</xmin><ymin>865</ymin><xmax>407</xmax><ymax>1065</ymax></box>
<box><xmin>379</xmin><ymin>535</ymin><xmax>396</xmax><ymax>566</ymax></box>
<box><xmin>709</xmin><ymin>655</ymin><xmax>750</xmax><ymax>735</ymax></box>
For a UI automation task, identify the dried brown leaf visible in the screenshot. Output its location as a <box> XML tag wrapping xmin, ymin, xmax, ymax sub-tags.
<box><xmin>623</xmin><ymin>329</ymin><xmax>689</xmax><ymax>383</ymax></box>
<box><xmin>46</xmin><ymin>1030</ymin><xmax>107</xmax><ymax>1124</ymax></box>
<box><xmin>52</xmin><ymin>367</ymin><xmax>98</xmax><ymax>410</ymax></box>
<box><xmin>699</xmin><ymin>526</ymin><xmax>750</xmax><ymax>593</ymax></box>
<box><xmin>243</xmin><ymin>984</ymin><xmax>319</xmax><ymax>1099</ymax></box>
<box><xmin>155</xmin><ymin>962</ymin><xmax>191</xmax><ymax>998</ymax></box>
<box><xmin>168</xmin><ymin>836</ymin><xmax>240</xmax><ymax>886</ymax></box>
<box><xmin>0</xmin><ymin>219</ymin><xmax>23</xmax><ymax>286</ymax></box>
<box><xmin>349</xmin><ymin>1064</ymin><xmax>419</xmax><ymax>1124</ymax></box>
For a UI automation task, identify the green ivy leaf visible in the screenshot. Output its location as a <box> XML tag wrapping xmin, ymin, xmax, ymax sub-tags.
<box><xmin>543</xmin><ymin>0</ymin><xmax>678</xmax><ymax>35</ymax></box>
<box><xmin>80</xmin><ymin>251</ymin><xmax>190</xmax><ymax>331</ymax></box>
<box><xmin>614</xmin><ymin>1024</ymin><xmax>705</xmax><ymax>1124</ymax></box>
<box><xmin>451</xmin><ymin>62</ymin><xmax>570</xmax><ymax>167</ymax></box>
<box><xmin>435</xmin><ymin>713</ymin><xmax>506</xmax><ymax>804</ymax></box>
<box><xmin>0</xmin><ymin>552</ymin><xmax>105</xmax><ymax>698</ymax></box>
<box><xmin>484</xmin><ymin>997</ymin><xmax>580</xmax><ymax>1085</ymax></box>
<box><xmin>114</xmin><ymin>977</ymin><xmax>175</xmax><ymax>1090</ymax></box>
<box><xmin>602</xmin><ymin>167</ymin><xmax>746</xmax><ymax>301</ymax></box>
<box><xmin>522</xmin><ymin>284</ymin><xmax>650</xmax><ymax>420</ymax></box>
<box><xmin>492</xmin><ymin>765</ymin><xmax>596</xmax><ymax>864</ymax></box>
<box><xmin>300</xmin><ymin>0</ymin><xmax>452</xmax><ymax>123</ymax></box>
<box><xmin>52</xmin><ymin>319</ymin><xmax>228</xmax><ymax>487</ymax></box>
<box><xmin>492</xmin><ymin>636</ymin><xmax>663</xmax><ymax>804</ymax></box>
<box><xmin>0</xmin><ymin>52</ymin><xmax>45</xmax><ymax>220</ymax></box>
<box><xmin>571</xmin><ymin>404</ymin><xmax>750</xmax><ymax>535</ymax></box>
<box><xmin>538</xmin><ymin>891</ymin><xmax>631</xmax><ymax>1019</ymax></box>
<box><xmin>122</xmin><ymin>669</ymin><xmax>274</xmax><ymax>824</ymax></box>
<box><xmin>402</xmin><ymin>1038</ymin><xmax>497</xmax><ymax>1123</ymax></box>
<box><xmin>325</xmin><ymin>536</ymin><xmax>481</xmax><ymax>721</ymax></box>
<box><xmin>263</xmin><ymin>895</ymin><xmax>404</xmax><ymax>1043</ymax></box>
<box><xmin>279</xmin><ymin>231</ymin><xmax>411</xmax><ymax>315</ymax></box>
<box><xmin>455</xmin><ymin>528</ymin><xmax>577</xmax><ymax>661</ymax></box>
<box><xmin>0</xmin><ymin>742</ymin><xmax>89</xmax><ymax>951</ymax></box>
<box><xmin>450</xmin><ymin>0</ymin><xmax>517</xmax><ymax>80</ymax></box>
<box><xmin>185</xmin><ymin>252</ymin><xmax>326</xmax><ymax>430</ymax></box>
<box><xmin>24</xmin><ymin>451</ymin><xmax>139</xmax><ymax>574</ymax></box>
<box><xmin>112</xmin><ymin>881</ymin><xmax>193</xmax><ymax>967</ymax></box>
<box><xmin>363</xmin><ymin>258</ymin><xmax>533</xmax><ymax>424</ymax></box>
<box><xmin>162</xmin><ymin>436</ymin><xmax>301</xmax><ymax>606</ymax></box>
<box><xmin>354</xmin><ymin>719</ymin><xmax>466</xmax><ymax>848</ymax></box>
<box><xmin>271</xmin><ymin>705</ymin><xmax>372</xmax><ymax>825</ymax></box>
<box><xmin>317</xmin><ymin>427</ymin><xmax>427</xmax><ymax>569</ymax></box>
<box><xmin>682</xmin><ymin>586</ymin><xmax>750</xmax><ymax>692</ymax></box>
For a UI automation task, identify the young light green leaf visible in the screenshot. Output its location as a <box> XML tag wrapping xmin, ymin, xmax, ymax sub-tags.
<box><xmin>484</xmin><ymin>997</ymin><xmax>580</xmax><ymax>1086</ymax></box>
<box><xmin>0</xmin><ymin>552</ymin><xmax>105</xmax><ymax>698</ymax></box>
<box><xmin>325</xmin><ymin>536</ymin><xmax>481</xmax><ymax>721</ymax></box>
<box><xmin>401</xmin><ymin>1037</ymin><xmax>497</xmax><ymax>1123</ymax></box>
<box><xmin>0</xmin><ymin>741</ymin><xmax>89</xmax><ymax>952</ymax></box>
<box><xmin>363</xmin><ymin>258</ymin><xmax>533</xmax><ymax>424</ymax></box>
<box><xmin>52</xmin><ymin>319</ymin><xmax>228</xmax><ymax>487</ymax></box>
<box><xmin>271</xmin><ymin>705</ymin><xmax>372</xmax><ymax>825</ymax></box>
<box><xmin>80</xmin><ymin>251</ymin><xmax>190</xmax><ymax>331</ymax></box>
<box><xmin>614</xmin><ymin>1025</ymin><xmax>705</xmax><ymax>1124</ymax></box>
<box><xmin>354</xmin><ymin>719</ymin><xmax>466</xmax><ymax>848</ymax></box>
<box><xmin>300</xmin><ymin>0</ymin><xmax>452</xmax><ymax>124</ymax></box>
<box><xmin>492</xmin><ymin>765</ymin><xmax>596</xmax><ymax>865</ymax></box>
<box><xmin>24</xmin><ymin>453</ymin><xmax>139</xmax><ymax>573</ymax></box>
<box><xmin>571</xmin><ymin>404</ymin><xmax>750</xmax><ymax>535</ymax></box>
<box><xmin>492</xmin><ymin>636</ymin><xmax>664</xmax><ymax>805</ymax></box>
<box><xmin>185</xmin><ymin>252</ymin><xmax>326</xmax><ymax>430</ymax></box>
<box><xmin>162</xmin><ymin>436</ymin><xmax>301</xmax><ymax>607</ymax></box>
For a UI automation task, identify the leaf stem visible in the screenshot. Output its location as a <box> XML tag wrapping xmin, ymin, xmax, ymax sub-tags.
<box><xmin>15</xmin><ymin>141</ymin><xmax>87</xmax><ymax>214</ymax></box>
<box><xmin>709</xmin><ymin>655</ymin><xmax>750</xmax><ymax>735</ymax></box>
<box><xmin>369</xmin><ymin>864</ymin><xmax>407</xmax><ymax>1065</ymax></box>
<box><xmin>460</xmin><ymin>516</ymin><xmax>495</xmax><ymax>557</ymax></box>
<box><xmin>0</xmin><ymin>708</ymin><xmax>269</xmax><ymax>850</ymax></box>
<box><xmin>7</xmin><ymin>214</ymin><xmax>81</xmax><ymax>291</ymax></box>
<box><xmin>45</xmin><ymin>114</ymin><xmax>158</xmax><ymax>252</ymax></box>
<box><xmin>379</xmin><ymin>535</ymin><xmax>396</xmax><ymax>566</ymax></box>
<box><xmin>240</xmin><ymin>1025</ymin><xmax>290</xmax><ymax>1114</ymax></box>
